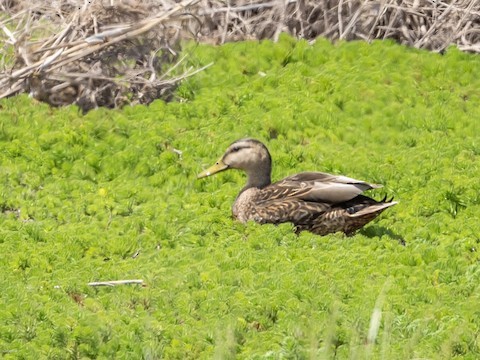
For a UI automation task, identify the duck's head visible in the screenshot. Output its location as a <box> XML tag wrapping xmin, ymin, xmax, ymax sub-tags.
<box><xmin>198</xmin><ymin>138</ymin><xmax>272</xmax><ymax>188</ymax></box>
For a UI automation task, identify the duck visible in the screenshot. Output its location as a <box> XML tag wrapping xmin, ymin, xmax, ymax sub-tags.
<box><xmin>198</xmin><ymin>138</ymin><xmax>397</xmax><ymax>236</ymax></box>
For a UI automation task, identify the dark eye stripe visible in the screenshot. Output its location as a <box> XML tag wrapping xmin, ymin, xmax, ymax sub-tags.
<box><xmin>230</xmin><ymin>145</ymin><xmax>248</xmax><ymax>153</ymax></box>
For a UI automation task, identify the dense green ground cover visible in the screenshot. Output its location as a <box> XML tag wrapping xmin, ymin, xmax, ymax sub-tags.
<box><xmin>1</xmin><ymin>36</ymin><xmax>480</xmax><ymax>359</ymax></box>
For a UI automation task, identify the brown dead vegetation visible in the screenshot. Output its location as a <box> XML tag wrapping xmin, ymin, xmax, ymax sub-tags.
<box><xmin>0</xmin><ymin>0</ymin><xmax>479</xmax><ymax>112</ymax></box>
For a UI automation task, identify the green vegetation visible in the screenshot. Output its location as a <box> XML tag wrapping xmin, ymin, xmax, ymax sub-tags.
<box><xmin>1</xmin><ymin>36</ymin><xmax>480</xmax><ymax>358</ymax></box>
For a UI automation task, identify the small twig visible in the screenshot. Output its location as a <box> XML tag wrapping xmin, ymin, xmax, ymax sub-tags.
<box><xmin>88</xmin><ymin>279</ymin><xmax>144</xmax><ymax>287</ymax></box>
<box><xmin>199</xmin><ymin>1</ymin><xmax>282</xmax><ymax>15</ymax></box>
<box><xmin>337</xmin><ymin>0</ymin><xmax>344</xmax><ymax>39</ymax></box>
<box><xmin>1</xmin><ymin>25</ymin><xmax>16</xmax><ymax>44</ymax></box>
<box><xmin>273</xmin><ymin>0</ymin><xmax>287</xmax><ymax>42</ymax></box>
<box><xmin>0</xmin><ymin>82</ymin><xmax>23</xmax><ymax>99</ymax></box>
<box><xmin>0</xmin><ymin>8</ymin><xmax>31</xmax><ymax>27</ymax></box>
<box><xmin>93</xmin><ymin>15</ymin><xmax>98</xmax><ymax>35</ymax></box>
<box><xmin>172</xmin><ymin>61</ymin><xmax>214</xmax><ymax>81</ymax></box>
<box><xmin>341</xmin><ymin>0</ymin><xmax>367</xmax><ymax>40</ymax></box>
<box><xmin>84</xmin><ymin>26</ymin><xmax>131</xmax><ymax>44</ymax></box>
<box><xmin>221</xmin><ymin>2</ymin><xmax>231</xmax><ymax>44</ymax></box>
<box><xmin>39</xmin><ymin>49</ymin><xmax>64</xmax><ymax>70</ymax></box>
<box><xmin>158</xmin><ymin>53</ymin><xmax>188</xmax><ymax>81</ymax></box>
<box><xmin>382</xmin><ymin>4</ymin><xmax>401</xmax><ymax>40</ymax></box>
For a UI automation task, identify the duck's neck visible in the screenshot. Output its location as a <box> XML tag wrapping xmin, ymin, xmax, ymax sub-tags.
<box><xmin>244</xmin><ymin>164</ymin><xmax>271</xmax><ymax>190</ymax></box>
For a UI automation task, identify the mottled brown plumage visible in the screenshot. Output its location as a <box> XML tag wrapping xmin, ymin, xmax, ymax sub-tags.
<box><xmin>198</xmin><ymin>138</ymin><xmax>397</xmax><ymax>236</ymax></box>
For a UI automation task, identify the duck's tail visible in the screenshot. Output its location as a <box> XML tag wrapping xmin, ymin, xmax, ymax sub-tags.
<box><xmin>349</xmin><ymin>196</ymin><xmax>398</xmax><ymax>218</ymax></box>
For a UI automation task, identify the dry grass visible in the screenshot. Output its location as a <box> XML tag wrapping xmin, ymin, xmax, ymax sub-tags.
<box><xmin>193</xmin><ymin>0</ymin><xmax>480</xmax><ymax>52</ymax></box>
<box><xmin>1</xmin><ymin>0</ymin><xmax>479</xmax><ymax>111</ymax></box>
<box><xmin>0</xmin><ymin>0</ymin><xmax>209</xmax><ymax>112</ymax></box>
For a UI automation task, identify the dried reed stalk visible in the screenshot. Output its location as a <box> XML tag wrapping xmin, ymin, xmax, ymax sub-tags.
<box><xmin>88</xmin><ymin>280</ymin><xmax>145</xmax><ymax>287</ymax></box>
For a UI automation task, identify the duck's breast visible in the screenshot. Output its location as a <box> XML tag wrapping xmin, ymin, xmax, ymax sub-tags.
<box><xmin>232</xmin><ymin>188</ymin><xmax>261</xmax><ymax>223</ymax></box>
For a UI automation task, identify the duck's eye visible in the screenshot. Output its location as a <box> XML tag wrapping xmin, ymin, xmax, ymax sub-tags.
<box><xmin>231</xmin><ymin>147</ymin><xmax>240</xmax><ymax>152</ymax></box>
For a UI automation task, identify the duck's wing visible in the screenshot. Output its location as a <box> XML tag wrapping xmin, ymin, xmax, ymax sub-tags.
<box><xmin>258</xmin><ymin>171</ymin><xmax>382</xmax><ymax>204</ymax></box>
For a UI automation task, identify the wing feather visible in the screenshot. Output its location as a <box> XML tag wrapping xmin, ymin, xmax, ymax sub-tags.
<box><xmin>259</xmin><ymin>171</ymin><xmax>381</xmax><ymax>204</ymax></box>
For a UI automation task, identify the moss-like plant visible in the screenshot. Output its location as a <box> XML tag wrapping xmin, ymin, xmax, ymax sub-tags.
<box><xmin>0</xmin><ymin>36</ymin><xmax>479</xmax><ymax>358</ymax></box>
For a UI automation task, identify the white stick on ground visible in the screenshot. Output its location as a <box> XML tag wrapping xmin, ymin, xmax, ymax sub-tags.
<box><xmin>88</xmin><ymin>279</ymin><xmax>144</xmax><ymax>287</ymax></box>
